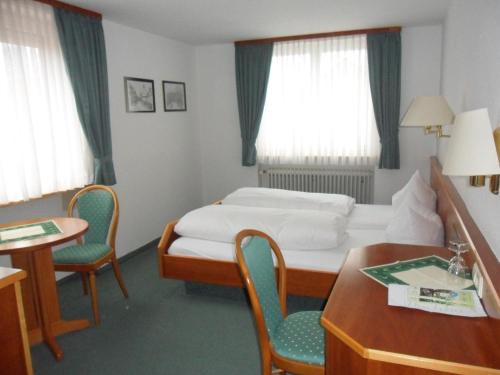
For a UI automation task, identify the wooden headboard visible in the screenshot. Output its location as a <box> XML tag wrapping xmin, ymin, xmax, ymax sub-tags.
<box><xmin>430</xmin><ymin>156</ymin><xmax>500</xmax><ymax>318</ymax></box>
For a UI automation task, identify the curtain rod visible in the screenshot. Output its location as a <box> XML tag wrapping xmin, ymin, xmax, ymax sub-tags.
<box><xmin>35</xmin><ymin>0</ymin><xmax>102</xmax><ymax>20</ymax></box>
<box><xmin>234</xmin><ymin>26</ymin><xmax>401</xmax><ymax>46</ymax></box>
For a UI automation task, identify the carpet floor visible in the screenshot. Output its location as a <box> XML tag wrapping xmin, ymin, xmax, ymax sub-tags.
<box><xmin>31</xmin><ymin>245</ymin><xmax>324</xmax><ymax>375</ymax></box>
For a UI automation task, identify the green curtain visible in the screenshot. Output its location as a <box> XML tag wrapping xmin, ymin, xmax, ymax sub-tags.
<box><xmin>54</xmin><ymin>9</ymin><xmax>116</xmax><ymax>185</ymax></box>
<box><xmin>235</xmin><ymin>43</ymin><xmax>273</xmax><ymax>166</ymax></box>
<box><xmin>367</xmin><ymin>32</ymin><xmax>401</xmax><ymax>169</ymax></box>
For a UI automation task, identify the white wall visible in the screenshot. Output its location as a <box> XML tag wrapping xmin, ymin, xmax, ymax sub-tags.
<box><xmin>104</xmin><ymin>21</ymin><xmax>201</xmax><ymax>254</ymax></box>
<box><xmin>194</xmin><ymin>25</ymin><xmax>442</xmax><ymax>205</ymax></box>
<box><xmin>438</xmin><ymin>0</ymin><xmax>500</xmax><ymax>260</ymax></box>
<box><xmin>0</xmin><ymin>20</ymin><xmax>202</xmax><ymax>273</ymax></box>
<box><xmin>194</xmin><ymin>44</ymin><xmax>258</xmax><ymax>204</ymax></box>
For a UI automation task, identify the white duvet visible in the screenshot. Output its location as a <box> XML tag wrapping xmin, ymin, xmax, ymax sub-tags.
<box><xmin>174</xmin><ymin>204</ymin><xmax>347</xmax><ymax>251</ymax></box>
<box><xmin>222</xmin><ymin>187</ymin><xmax>355</xmax><ymax>216</ymax></box>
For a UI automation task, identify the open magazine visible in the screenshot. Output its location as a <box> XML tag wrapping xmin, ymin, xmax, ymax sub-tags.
<box><xmin>388</xmin><ymin>284</ymin><xmax>486</xmax><ymax>317</ymax></box>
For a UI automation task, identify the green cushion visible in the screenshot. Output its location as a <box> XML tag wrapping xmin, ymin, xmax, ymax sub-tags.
<box><xmin>242</xmin><ymin>236</ymin><xmax>284</xmax><ymax>338</ymax></box>
<box><xmin>76</xmin><ymin>190</ymin><xmax>114</xmax><ymax>244</ymax></box>
<box><xmin>272</xmin><ymin>311</ymin><xmax>325</xmax><ymax>366</ymax></box>
<box><xmin>53</xmin><ymin>243</ymin><xmax>112</xmax><ymax>264</ymax></box>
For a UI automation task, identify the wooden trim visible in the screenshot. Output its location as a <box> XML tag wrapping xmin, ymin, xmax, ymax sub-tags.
<box><xmin>157</xmin><ymin>220</ymin><xmax>180</xmax><ymax>277</ymax></box>
<box><xmin>159</xmin><ymin>252</ymin><xmax>336</xmax><ymax>299</ymax></box>
<box><xmin>34</xmin><ymin>0</ymin><xmax>102</xmax><ymax>20</ymax></box>
<box><xmin>0</xmin><ymin>268</ymin><xmax>26</xmax><ymax>290</ymax></box>
<box><xmin>431</xmin><ymin>157</ymin><xmax>500</xmax><ymax>318</ymax></box>
<box><xmin>15</xmin><ymin>282</ymin><xmax>33</xmax><ymax>375</ymax></box>
<box><xmin>235</xmin><ymin>26</ymin><xmax>401</xmax><ymax>46</ymax></box>
<box><xmin>323</xmin><ymin>322</ymin><xmax>500</xmax><ymax>374</ymax></box>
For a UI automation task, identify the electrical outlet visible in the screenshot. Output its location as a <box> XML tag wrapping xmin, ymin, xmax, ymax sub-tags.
<box><xmin>472</xmin><ymin>263</ymin><xmax>484</xmax><ymax>298</ymax></box>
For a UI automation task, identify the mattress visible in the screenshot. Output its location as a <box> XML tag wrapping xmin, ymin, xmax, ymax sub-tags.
<box><xmin>347</xmin><ymin>204</ymin><xmax>394</xmax><ymax>229</ymax></box>
<box><xmin>169</xmin><ymin>229</ymin><xmax>387</xmax><ymax>273</ymax></box>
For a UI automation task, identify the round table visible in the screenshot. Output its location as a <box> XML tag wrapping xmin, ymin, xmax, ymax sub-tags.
<box><xmin>0</xmin><ymin>217</ymin><xmax>90</xmax><ymax>361</ymax></box>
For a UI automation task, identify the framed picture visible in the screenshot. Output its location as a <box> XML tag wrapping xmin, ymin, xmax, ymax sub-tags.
<box><xmin>162</xmin><ymin>81</ymin><xmax>187</xmax><ymax>112</ymax></box>
<box><xmin>124</xmin><ymin>77</ymin><xmax>155</xmax><ymax>112</ymax></box>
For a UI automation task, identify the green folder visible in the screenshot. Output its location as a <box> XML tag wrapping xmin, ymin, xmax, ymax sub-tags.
<box><xmin>360</xmin><ymin>255</ymin><xmax>474</xmax><ymax>290</ymax></box>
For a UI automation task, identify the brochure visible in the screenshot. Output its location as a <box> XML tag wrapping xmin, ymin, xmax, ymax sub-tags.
<box><xmin>388</xmin><ymin>284</ymin><xmax>486</xmax><ymax>317</ymax></box>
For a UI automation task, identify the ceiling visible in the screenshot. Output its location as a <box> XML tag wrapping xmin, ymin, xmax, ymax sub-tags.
<box><xmin>71</xmin><ymin>0</ymin><xmax>451</xmax><ymax>45</ymax></box>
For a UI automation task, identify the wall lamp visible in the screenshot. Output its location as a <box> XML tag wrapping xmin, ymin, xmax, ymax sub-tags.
<box><xmin>400</xmin><ymin>96</ymin><xmax>455</xmax><ymax>138</ymax></box>
<box><xmin>488</xmin><ymin>128</ymin><xmax>500</xmax><ymax>194</ymax></box>
<box><xmin>442</xmin><ymin>108</ymin><xmax>500</xmax><ymax>194</ymax></box>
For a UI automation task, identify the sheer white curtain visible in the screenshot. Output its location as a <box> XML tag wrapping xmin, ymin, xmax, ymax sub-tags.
<box><xmin>0</xmin><ymin>0</ymin><xmax>93</xmax><ymax>205</ymax></box>
<box><xmin>256</xmin><ymin>35</ymin><xmax>379</xmax><ymax>166</ymax></box>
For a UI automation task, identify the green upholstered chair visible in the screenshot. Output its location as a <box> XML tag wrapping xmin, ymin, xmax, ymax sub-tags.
<box><xmin>235</xmin><ymin>229</ymin><xmax>325</xmax><ymax>375</ymax></box>
<box><xmin>52</xmin><ymin>185</ymin><xmax>128</xmax><ymax>325</ymax></box>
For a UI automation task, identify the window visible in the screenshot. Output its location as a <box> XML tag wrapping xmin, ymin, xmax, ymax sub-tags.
<box><xmin>0</xmin><ymin>0</ymin><xmax>93</xmax><ymax>205</ymax></box>
<box><xmin>256</xmin><ymin>34</ymin><xmax>379</xmax><ymax>166</ymax></box>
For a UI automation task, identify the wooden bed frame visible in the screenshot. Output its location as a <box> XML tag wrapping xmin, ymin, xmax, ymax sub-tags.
<box><xmin>157</xmin><ymin>219</ymin><xmax>336</xmax><ymax>298</ymax></box>
<box><xmin>157</xmin><ymin>157</ymin><xmax>500</xmax><ymax>316</ymax></box>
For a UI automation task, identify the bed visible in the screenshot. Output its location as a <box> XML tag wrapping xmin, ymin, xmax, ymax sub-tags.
<box><xmin>157</xmin><ymin>158</ymin><xmax>500</xmax><ymax>318</ymax></box>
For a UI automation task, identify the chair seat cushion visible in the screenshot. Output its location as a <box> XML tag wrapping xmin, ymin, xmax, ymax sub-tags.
<box><xmin>53</xmin><ymin>243</ymin><xmax>112</xmax><ymax>264</ymax></box>
<box><xmin>271</xmin><ymin>310</ymin><xmax>325</xmax><ymax>365</ymax></box>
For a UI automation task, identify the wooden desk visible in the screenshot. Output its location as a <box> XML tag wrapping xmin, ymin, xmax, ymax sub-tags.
<box><xmin>321</xmin><ymin>243</ymin><xmax>500</xmax><ymax>375</ymax></box>
<box><xmin>0</xmin><ymin>217</ymin><xmax>90</xmax><ymax>361</ymax></box>
<box><xmin>0</xmin><ymin>267</ymin><xmax>33</xmax><ymax>375</ymax></box>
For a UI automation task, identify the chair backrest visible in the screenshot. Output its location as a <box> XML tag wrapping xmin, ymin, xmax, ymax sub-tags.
<box><xmin>235</xmin><ymin>229</ymin><xmax>287</xmax><ymax>349</ymax></box>
<box><xmin>68</xmin><ymin>185</ymin><xmax>119</xmax><ymax>247</ymax></box>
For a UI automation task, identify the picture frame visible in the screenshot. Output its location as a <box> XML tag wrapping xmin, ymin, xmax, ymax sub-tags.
<box><xmin>162</xmin><ymin>81</ymin><xmax>187</xmax><ymax>112</ymax></box>
<box><xmin>124</xmin><ymin>77</ymin><xmax>155</xmax><ymax>113</ymax></box>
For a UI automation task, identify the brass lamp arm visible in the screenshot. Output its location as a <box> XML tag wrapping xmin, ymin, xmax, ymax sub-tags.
<box><xmin>424</xmin><ymin>125</ymin><xmax>450</xmax><ymax>138</ymax></box>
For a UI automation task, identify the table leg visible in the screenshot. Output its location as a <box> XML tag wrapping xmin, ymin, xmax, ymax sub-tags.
<box><xmin>11</xmin><ymin>247</ymin><xmax>90</xmax><ymax>361</ymax></box>
<box><xmin>32</xmin><ymin>248</ymin><xmax>63</xmax><ymax>361</ymax></box>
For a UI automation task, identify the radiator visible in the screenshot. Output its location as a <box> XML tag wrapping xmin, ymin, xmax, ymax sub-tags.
<box><xmin>258</xmin><ymin>165</ymin><xmax>375</xmax><ymax>204</ymax></box>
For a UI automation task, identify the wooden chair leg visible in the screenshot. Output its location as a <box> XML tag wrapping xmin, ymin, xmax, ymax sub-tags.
<box><xmin>111</xmin><ymin>256</ymin><xmax>129</xmax><ymax>298</ymax></box>
<box><xmin>81</xmin><ymin>272</ymin><xmax>88</xmax><ymax>295</ymax></box>
<box><xmin>262</xmin><ymin>352</ymin><xmax>273</xmax><ymax>375</ymax></box>
<box><xmin>88</xmin><ymin>271</ymin><xmax>100</xmax><ymax>326</ymax></box>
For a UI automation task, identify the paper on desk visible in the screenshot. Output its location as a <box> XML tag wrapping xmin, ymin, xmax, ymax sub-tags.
<box><xmin>0</xmin><ymin>225</ymin><xmax>45</xmax><ymax>241</ymax></box>
<box><xmin>388</xmin><ymin>284</ymin><xmax>486</xmax><ymax>317</ymax></box>
<box><xmin>391</xmin><ymin>265</ymin><xmax>474</xmax><ymax>290</ymax></box>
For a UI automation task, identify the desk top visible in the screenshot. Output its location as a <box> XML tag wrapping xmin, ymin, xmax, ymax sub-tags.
<box><xmin>0</xmin><ymin>217</ymin><xmax>88</xmax><ymax>254</ymax></box>
<box><xmin>321</xmin><ymin>243</ymin><xmax>500</xmax><ymax>374</ymax></box>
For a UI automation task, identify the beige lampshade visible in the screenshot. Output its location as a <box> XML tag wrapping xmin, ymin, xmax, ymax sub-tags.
<box><xmin>443</xmin><ymin>108</ymin><xmax>500</xmax><ymax>176</ymax></box>
<box><xmin>401</xmin><ymin>96</ymin><xmax>454</xmax><ymax>127</ymax></box>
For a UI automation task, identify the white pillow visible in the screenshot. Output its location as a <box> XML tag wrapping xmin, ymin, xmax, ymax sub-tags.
<box><xmin>392</xmin><ymin>170</ymin><xmax>436</xmax><ymax>211</ymax></box>
<box><xmin>222</xmin><ymin>187</ymin><xmax>355</xmax><ymax>216</ymax></box>
<box><xmin>386</xmin><ymin>192</ymin><xmax>444</xmax><ymax>246</ymax></box>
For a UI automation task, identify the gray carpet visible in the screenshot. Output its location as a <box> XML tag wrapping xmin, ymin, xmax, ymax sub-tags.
<box><xmin>31</xmin><ymin>245</ymin><xmax>324</xmax><ymax>375</ymax></box>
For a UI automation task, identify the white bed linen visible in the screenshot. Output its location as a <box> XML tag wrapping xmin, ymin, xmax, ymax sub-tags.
<box><xmin>169</xmin><ymin>229</ymin><xmax>387</xmax><ymax>273</ymax></box>
<box><xmin>347</xmin><ymin>204</ymin><xmax>394</xmax><ymax>229</ymax></box>
<box><xmin>175</xmin><ymin>204</ymin><xmax>347</xmax><ymax>250</ymax></box>
<box><xmin>222</xmin><ymin>187</ymin><xmax>355</xmax><ymax>216</ymax></box>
